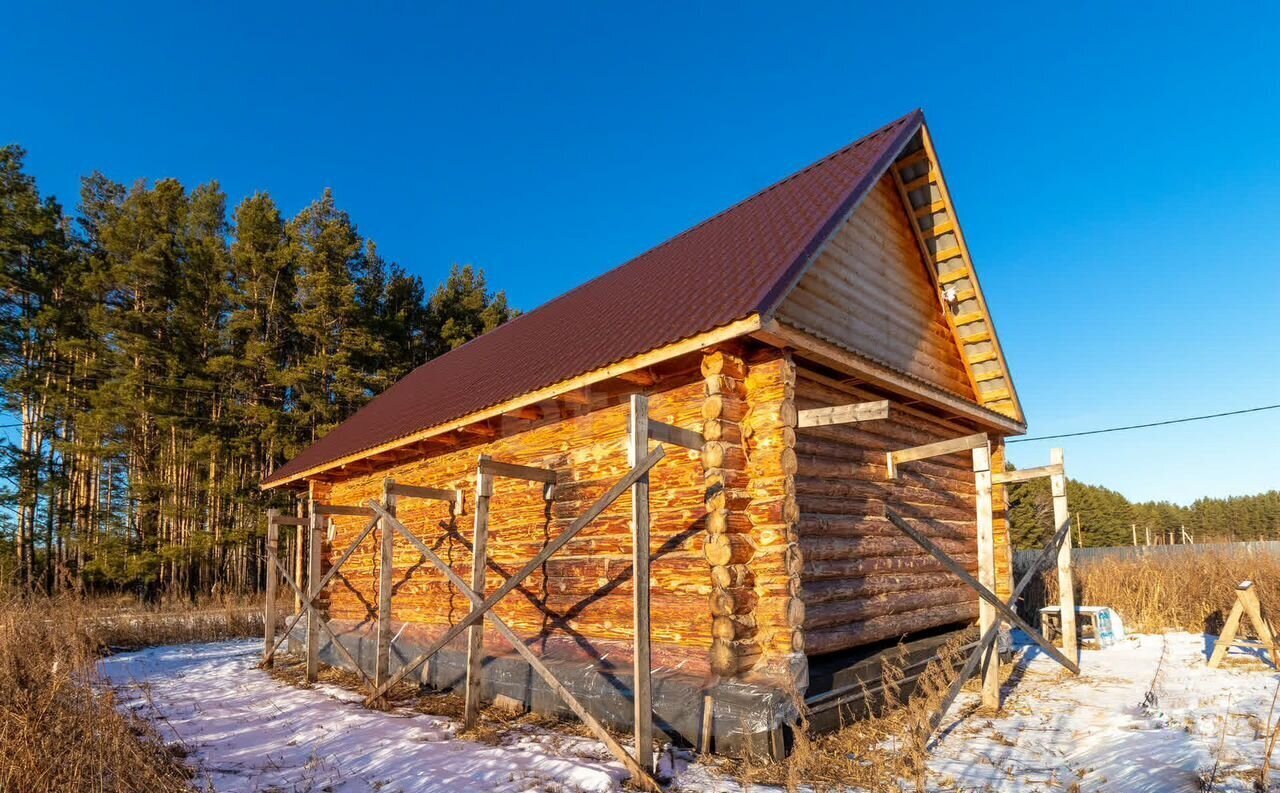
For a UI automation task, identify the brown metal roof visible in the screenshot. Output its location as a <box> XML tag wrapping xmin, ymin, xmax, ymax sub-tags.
<box><xmin>263</xmin><ymin>110</ymin><xmax>923</xmax><ymax>487</ymax></box>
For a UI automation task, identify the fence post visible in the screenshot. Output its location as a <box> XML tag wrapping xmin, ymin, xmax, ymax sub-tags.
<box><xmin>1051</xmin><ymin>448</ymin><xmax>1077</xmax><ymax>662</ymax></box>
<box><xmin>972</xmin><ymin>445</ymin><xmax>999</xmax><ymax>709</ymax></box>
<box><xmin>629</xmin><ymin>394</ymin><xmax>654</xmax><ymax>771</ymax></box>
<box><xmin>375</xmin><ymin>478</ymin><xmax>397</xmax><ymax>695</ymax></box>
<box><xmin>465</xmin><ymin>463</ymin><xmax>493</xmax><ymax>729</ymax></box>
<box><xmin>306</xmin><ymin>486</ymin><xmax>323</xmax><ymax>682</ymax></box>
<box><xmin>264</xmin><ymin>509</ymin><xmax>279</xmax><ymax>666</ymax></box>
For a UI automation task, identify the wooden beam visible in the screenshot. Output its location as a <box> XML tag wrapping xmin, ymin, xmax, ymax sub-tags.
<box><xmin>557</xmin><ymin>390</ymin><xmax>591</xmax><ymax>406</ymax></box>
<box><xmin>973</xmin><ymin>447</ymin><xmax>999</xmax><ymax>710</ymax></box>
<box><xmin>369</xmin><ymin>503</ymin><xmax>662</xmax><ymax>792</ymax></box>
<box><xmin>387</xmin><ymin>482</ymin><xmax>458</xmax><ymax>504</ymax></box>
<box><xmin>374</xmin><ymin>479</ymin><xmax>396</xmax><ymax>700</ymax></box>
<box><xmin>797</xmin><ymin>400</ymin><xmax>889</xmax><ymax>428</ymax></box>
<box><xmin>315</xmin><ymin>504</ymin><xmax>374</xmax><ymax>517</ymax></box>
<box><xmin>648</xmin><ymin>419</ymin><xmax>703</xmax><ymax>451</ymax></box>
<box><xmin>478</xmin><ymin>456</ymin><xmax>557</xmax><ymax>499</ymax></box>
<box><xmin>629</xmin><ymin>395</ymin><xmax>654</xmax><ymax>773</ymax></box>
<box><xmin>924</xmin><ymin>515</ymin><xmax>1074</xmax><ymax>744</ymax></box>
<box><xmin>505</xmin><ymin>405</ymin><xmax>543</xmax><ymax>421</ymax></box>
<box><xmin>991</xmin><ymin>463</ymin><xmax>1064</xmax><ymax>485</ymax></box>
<box><xmin>361</xmin><ymin>446</ymin><xmax>666</xmax><ymax>706</ymax></box>
<box><xmin>263</xmin><ymin>510</ymin><xmax>279</xmax><ymax>667</ymax></box>
<box><xmin>464</xmin><ymin>465</ymin><xmax>493</xmax><ymax>728</ymax></box>
<box><xmin>884</xmin><ymin>508</ymin><xmax>1079</xmax><ymax>674</ymax></box>
<box><xmin>617</xmin><ymin>368</ymin><xmax>658</xmax><ymax>386</ymax></box>
<box><xmin>1051</xmin><ymin>448</ymin><xmax>1077</xmax><ymax>663</ymax></box>
<box><xmin>460</xmin><ymin>423</ymin><xmax>497</xmax><ymax>438</ymax></box>
<box><xmin>263</xmin><ymin>513</ymin><xmax>381</xmax><ymax>666</ymax></box>
<box><xmin>268</xmin><ymin>514</ymin><xmax>308</xmax><ymax>527</ymax></box>
<box><xmin>887</xmin><ymin>432</ymin><xmax>988</xmax><ymax>479</ymax></box>
<box><xmin>306</xmin><ymin>490</ymin><xmax>322</xmax><ymax>682</ymax></box>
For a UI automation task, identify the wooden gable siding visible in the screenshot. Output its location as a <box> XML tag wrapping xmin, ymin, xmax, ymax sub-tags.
<box><xmin>775</xmin><ymin>173</ymin><xmax>977</xmax><ymax>402</ymax></box>
<box><xmin>792</xmin><ymin>364</ymin><xmax>1008</xmax><ymax>657</ymax></box>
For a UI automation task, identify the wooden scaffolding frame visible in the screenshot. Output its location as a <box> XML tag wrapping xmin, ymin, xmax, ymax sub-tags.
<box><xmin>261</xmin><ymin>395</ymin><xmax>710</xmax><ymax>791</ymax></box>
<box><xmin>883</xmin><ymin>439</ymin><xmax>1079</xmax><ymax>718</ymax></box>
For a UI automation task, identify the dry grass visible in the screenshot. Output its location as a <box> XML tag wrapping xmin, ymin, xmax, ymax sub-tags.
<box><xmin>723</xmin><ymin>632</ymin><xmax>975</xmax><ymax>792</ymax></box>
<box><xmin>1033</xmin><ymin>551</ymin><xmax>1280</xmax><ymax>634</ymax></box>
<box><xmin>0</xmin><ymin>590</ymin><xmax>264</xmax><ymax>792</ymax></box>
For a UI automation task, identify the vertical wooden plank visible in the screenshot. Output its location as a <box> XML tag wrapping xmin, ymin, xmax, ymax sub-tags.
<box><xmin>972</xmin><ymin>445</ymin><xmax>999</xmax><ymax>710</ymax></box>
<box><xmin>306</xmin><ymin>483</ymin><xmax>322</xmax><ymax>683</ymax></box>
<box><xmin>464</xmin><ymin>462</ymin><xmax>493</xmax><ymax>728</ymax></box>
<box><xmin>629</xmin><ymin>394</ymin><xmax>653</xmax><ymax>772</ymax></box>
<box><xmin>1051</xmin><ymin>448</ymin><xmax>1077</xmax><ymax>664</ymax></box>
<box><xmin>294</xmin><ymin>497</ymin><xmax>305</xmax><ymax>614</ymax></box>
<box><xmin>264</xmin><ymin>510</ymin><xmax>279</xmax><ymax>667</ymax></box>
<box><xmin>375</xmin><ymin>478</ymin><xmax>397</xmax><ymax>694</ymax></box>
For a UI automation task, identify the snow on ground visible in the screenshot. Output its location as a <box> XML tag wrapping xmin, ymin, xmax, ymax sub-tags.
<box><xmin>101</xmin><ymin>634</ymin><xmax>1280</xmax><ymax>792</ymax></box>
<box><xmin>100</xmin><ymin>641</ymin><xmax>629</xmax><ymax>792</ymax></box>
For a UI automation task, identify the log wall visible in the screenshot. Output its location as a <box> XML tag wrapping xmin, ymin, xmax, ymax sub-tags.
<box><xmin>793</xmin><ymin>365</ymin><xmax>1009</xmax><ymax>657</ymax></box>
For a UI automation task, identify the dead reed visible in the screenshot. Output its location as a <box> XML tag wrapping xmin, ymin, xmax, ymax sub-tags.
<box><xmin>0</xmin><ymin>590</ymin><xmax>265</xmax><ymax>791</ymax></box>
<box><xmin>726</xmin><ymin>632</ymin><xmax>974</xmax><ymax>792</ymax></box>
<box><xmin>0</xmin><ymin>592</ymin><xmax>210</xmax><ymax>792</ymax></box>
<box><xmin>1032</xmin><ymin>550</ymin><xmax>1280</xmax><ymax>634</ymax></box>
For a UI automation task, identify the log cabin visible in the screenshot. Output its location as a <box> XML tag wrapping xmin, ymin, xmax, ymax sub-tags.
<box><xmin>261</xmin><ymin>109</ymin><xmax>1026</xmax><ymax>757</ymax></box>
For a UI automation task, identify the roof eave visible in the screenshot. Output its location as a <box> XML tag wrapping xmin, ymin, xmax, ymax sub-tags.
<box><xmin>260</xmin><ymin>313</ymin><xmax>765</xmax><ymax>490</ymax></box>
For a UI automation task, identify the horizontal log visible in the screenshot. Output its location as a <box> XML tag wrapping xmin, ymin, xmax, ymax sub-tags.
<box><xmin>804</xmin><ymin>601</ymin><xmax>979</xmax><ymax>656</ymax></box>
<box><xmin>799</xmin><ymin>534</ymin><xmax>973</xmax><ymax>562</ymax></box>
<box><xmin>701</xmin><ymin>418</ymin><xmax>742</xmax><ymax>444</ymax></box>
<box><xmin>710</xmin><ymin>563</ymin><xmax>753</xmax><ymax>589</ymax></box>
<box><xmin>803</xmin><ymin>585</ymin><xmax>974</xmax><ymax>630</ymax></box>
<box><xmin>801</xmin><ymin>571</ymin><xmax>967</xmax><ymax>605</ymax></box>
<box><xmin>709</xmin><ymin>586</ymin><xmax>757</xmax><ymax>616</ymax></box>
<box><xmin>701</xmin><ymin>350</ymin><xmax>748</xmax><ymax>379</ymax></box>
<box><xmin>796</xmin><ymin>513</ymin><xmax>972</xmax><ymax>542</ymax></box>
<box><xmin>702</xmin><ymin>394</ymin><xmax>748</xmax><ymax>423</ymax></box>
<box><xmin>804</xmin><ymin>553</ymin><xmax>978</xmax><ymax>581</ymax></box>
<box><xmin>712</xmin><ymin>614</ymin><xmax>758</xmax><ymax>641</ymax></box>
<box><xmin>797</xmin><ymin>495</ymin><xmax>975</xmax><ymax>523</ymax></box>
<box><xmin>703</xmin><ymin>532</ymin><xmax>756</xmax><ymax>566</ymax></box>
<box><xmin>797</xmin><ymin>400</ymin><xmax>890</xmax><ymax>428</ymax></box>
<box><xmin>794</xmin><ymin>474</ymin><xmax>974</xmax><ymax>511</ymax></box>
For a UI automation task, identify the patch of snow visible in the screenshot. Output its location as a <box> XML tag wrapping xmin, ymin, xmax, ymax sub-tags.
<box><xmin>100</xmin><ymin>641</ymin><xmax>628</xmax><ymax>792</ymax></box>
<box><xmin>101</xmin><ymin>634</ymin><xmax>1280</xmax><ymax>792</ymax></box>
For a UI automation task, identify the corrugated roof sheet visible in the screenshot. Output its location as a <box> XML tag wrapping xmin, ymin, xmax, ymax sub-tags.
<box><xmin>263</xmin><ymin>110</ymin><xmax>922</xmax><ymax>486</ymax></box>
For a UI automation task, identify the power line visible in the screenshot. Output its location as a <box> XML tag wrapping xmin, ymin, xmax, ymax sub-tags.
<box><xmin>1009</xmin><ymin>402</ymin><xmax>1280</xmax><ymax>443</ymax></box>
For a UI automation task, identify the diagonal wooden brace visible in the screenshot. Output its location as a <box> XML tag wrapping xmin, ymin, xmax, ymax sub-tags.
<box><xmin>923</xmin><ymin>514</ymin><xmax>1075</xmax><ymax>743</ymax></box>
<box><xmin>884</xmin><ymin>508</ymin><xmax>1079</xmax><ymax>674</ymax></box>
<box><xmin>269</xmin><ymin>555</ymin><xmax>376</xmax><ymax>690</ymax></box>
<box><xmin>263</xmin><ymin>513</ymin><xmax>380</xmax><ymax>665</ymax></box>
<box><xmin>361</xmin><ymin>446</ymin><xmax>667</xmax><ymax>706</ymax></box>
<box><xmin>368</xmin><ymin>502</ymin><xmax>662</xmax><ymax>792</ymax></box>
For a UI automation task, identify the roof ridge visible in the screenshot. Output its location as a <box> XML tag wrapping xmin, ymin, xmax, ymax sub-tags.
<box><xmin>371</xmin><ymin>111</ymin><xmax>922</xmax><ymax>377</ymax></box>
<box><xmin>495</xmin><ymin>110</ymin><xmax>922</xmax><ymax>320</ymax></box>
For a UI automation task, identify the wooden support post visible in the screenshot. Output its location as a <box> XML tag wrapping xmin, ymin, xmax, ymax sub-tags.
<box><xmin>1132</xmin><ymin>523</ymin><xmax>1138</xmax><ymax>547</ymax></box>
<box><xmin>464</xmin><ymin>464</ymin><xmax>493</xmax><ymax>729</ymax></box>
<box><xmin>294</xmin><ymin>499</ymin><xmax>305</xmax><ymax>614</ymax></box>
<box><xmin>375</xmin><ymin>478</ymin><xmax>397</xmax><ymax>695</ymax></box>
<box><xmin>306</xmin><ymin>486</ymin><xmax>323</xmax><ymax>683</ymax></box>
<box><xmin>264</xmin><ymin>509</ymin><xmax>279</xmax><ymax>667</ymax></box>
<box><xmin>1051</xmin><ymin>448</ymin><xmax>1077</xmax><ymax>663</ymax></box>
<box><xmin>629</xmin><ymin>394</ymin><xmax>654</xmax><ymax>773</ymax></box>
<box><xmin>972</xmin><ymin>445</ymin><xmax>999</xmax><ymax>710</ymax></box>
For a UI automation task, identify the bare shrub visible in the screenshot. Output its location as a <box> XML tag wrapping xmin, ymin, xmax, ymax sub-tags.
<box><xmin>1034</xmin><ymin>551</ymin><xmax>1280</xmax><ymax>634</ymax></box>
<box><xmin>0</xmin><ymin>592</ymin><xmax>201</xmax><ymax>792</ymax></box>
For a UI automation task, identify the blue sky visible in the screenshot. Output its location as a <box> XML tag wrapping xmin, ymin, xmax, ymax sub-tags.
<box><xmin>3</xmin><ymin>3</ymin><xmax>1276</xmax><ymax>504</ymax></box>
